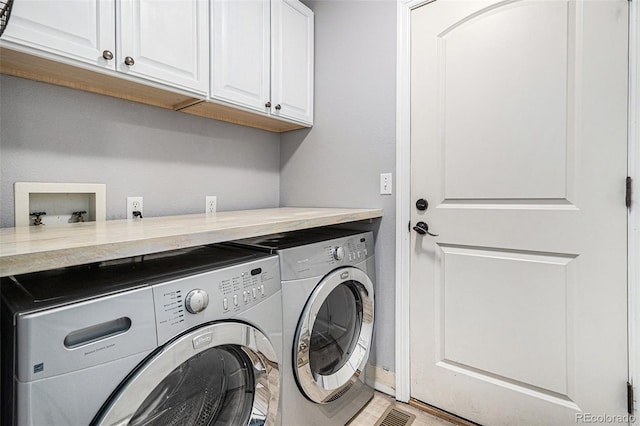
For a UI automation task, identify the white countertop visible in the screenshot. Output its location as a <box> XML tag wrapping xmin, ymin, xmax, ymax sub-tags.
<box><xmin>0</xmin><ymin>207</ymin><xmax>383</xmax><ymax>277</ymax></box>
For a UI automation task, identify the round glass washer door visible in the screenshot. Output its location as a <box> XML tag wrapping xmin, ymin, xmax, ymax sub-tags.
<box><xmin>294</xmin><ymin>267</ymin><xmax>375</xmax><ymax>404</ymax></box>
<box><xmin>93</xmin><ymin>322</ymin><xmax>279</xmax><ymax>426</ymax></box>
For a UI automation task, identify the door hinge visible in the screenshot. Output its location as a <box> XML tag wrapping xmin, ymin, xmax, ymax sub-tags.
<box><xmin>628</xmin><ymin>381</ymin><xmax>634</xmax><ymax>414</ymax></box>
<box><xmin>627</xmin><ymin>177</ymin><xmax>632</xmax><ymax>208</ymax></box>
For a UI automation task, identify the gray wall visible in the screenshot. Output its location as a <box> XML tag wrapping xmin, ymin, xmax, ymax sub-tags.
<box><xmin>280</xmin><ymin>0</ymin><xmax>397</xmax><ymax>373</ymax></box>
<box><xmin>1</xmin><ymin>0</ymin><xmax>398</xmax><ymax>375</ymax></box>
<box><xmin>0</xmin><ymin>75</ymin><xmax>280</xmax><ymax>226</ymax></box>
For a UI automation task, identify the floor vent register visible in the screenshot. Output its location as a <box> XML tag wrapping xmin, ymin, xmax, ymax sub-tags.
<box><xmin>374</xmin><ymin>405</ymin><xmax>416</xmax><ymax>426</ymax></box>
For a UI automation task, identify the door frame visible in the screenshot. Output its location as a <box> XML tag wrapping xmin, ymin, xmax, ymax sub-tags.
<box><xmin>394</xmin><ymin>0</ymin><xmax>640</xmax><ymax>420</ymax></box>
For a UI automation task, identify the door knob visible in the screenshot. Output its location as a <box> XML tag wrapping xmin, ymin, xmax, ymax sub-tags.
<box><xmin>124</xmin><ymin>56</ymin><xmax>135</xmax><ymax>66</ymax></box>
<box><xmin>102</xmin><ymin>50</ymin><xmax>113</xmax><ymax>60</ymax></box>
<box><xmin>265</xmin><ymin>101</ymin><xmax>271</xmax><ymax>108</ymax></box>
<box><xmin>275</xmin><ymin>104</ymin><xmax>281</xmax><ymax>110</ymax></box>
<box><xmin>416</xmin><ymin>198</ymin><xmax>428</xmax><ymax>211</ymax></box>
<box><xmin>413</xmin><ymin>221</ymin><xmax>438</xmax><ymax>237</ymax></box>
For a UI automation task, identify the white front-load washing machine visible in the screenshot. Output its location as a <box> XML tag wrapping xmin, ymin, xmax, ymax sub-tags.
<box><xmin>1</xmin><ymin>244</ymin><xmax>283</xmax><ymax>426</ymax></box>
<box><xmin>228</xmin><ymin>228</ymin><xmax>376</xmax><ymax>426</ymax></box>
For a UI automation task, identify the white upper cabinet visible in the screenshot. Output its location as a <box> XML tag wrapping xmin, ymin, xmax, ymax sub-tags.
<box><xmin>3</xmin><ymin>0</ymin><xmax>208</xmax><ymax>94</ymax></box>
<box><xmin>1</xmin><ymin>0</ymin><xmax>311</xmax><ymax>130</ymax></box>
<box><xmin>2</xmin><ymin>0</ymin><xmax>116</xmax><ymax>69</ymax></box>
<box><xmin>271</xmin><ymin>0</ymin><xmax>314</xmax><ymax>124</ymax></box>
<box><xmin>211</xmin><ymin>0</ymin><xmax>314</xmax><ymax>125</ymax></box>
<box><xmin>211</xmin><ymin>0</ymin><xmax>270</xmax><ymax>112</ymax></box>
<box><xmin>118</xmin><ymin>0</ymin><xmax>209</xmax><ymax>94</ymax></box>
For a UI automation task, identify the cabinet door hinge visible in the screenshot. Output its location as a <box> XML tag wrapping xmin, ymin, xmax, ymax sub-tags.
<box><xmin>627</xmin><ymin>177</ymin><xmax>632</xmax><ymax>208</ymax></box>
<box><xmin>628</xmin><ymin>381</ymin><xmax>634</xmax><ymax>414</ymax></box>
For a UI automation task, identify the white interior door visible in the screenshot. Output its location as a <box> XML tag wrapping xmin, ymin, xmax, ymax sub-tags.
<box><xmin>409</xmin><ymin>1</ymin><xmax>629</xmax><ymax>425</ymax></box>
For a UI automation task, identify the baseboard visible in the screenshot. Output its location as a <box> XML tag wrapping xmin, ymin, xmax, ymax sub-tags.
<box><xmin>366</xmin><ymin>365</ymin><xmax>396</xmax><ymax>397</ymax></box>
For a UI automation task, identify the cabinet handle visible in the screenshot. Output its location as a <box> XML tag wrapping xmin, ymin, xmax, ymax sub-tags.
<box><xmin>275</xmin><ymin>104</ymin><xmax>281</xmax><ymax>111</ymax></box>
<box><xmin>265</xmin><ymin>101</ymin><xmax>271</xmax><ymax>108</ymax></box>
<box><xmin>102</xmin><ymin>50</ymin><xmax>114</xmax><ymax>61</ymax></box>
<box><xmin>124</xmin><ymin>56</ymin><xmax>135</xmax><ymax>66</ymax></box>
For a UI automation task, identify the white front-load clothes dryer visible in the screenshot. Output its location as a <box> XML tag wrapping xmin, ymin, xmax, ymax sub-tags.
<box><xmin>1</xmin><ymin>245</ymin><xmax>283</xmax><ymax>426</ymax></box>
<box><xmin>228</xmin><ymin>228</ymin><xmax>376</xmax><ymax>426</ymax></box>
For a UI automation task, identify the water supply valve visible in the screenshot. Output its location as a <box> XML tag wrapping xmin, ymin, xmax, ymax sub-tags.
<box><xmin>72</xmin><ymin>211</ymin><xmax>87</xmax><ymax>223</ymax></box>
<box><xmin>30</xmin><ymin>212</ymin><xmax>46</xmax><ymax>226</ymax></box>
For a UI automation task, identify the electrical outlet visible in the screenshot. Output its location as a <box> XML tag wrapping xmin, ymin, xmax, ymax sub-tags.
<box><xmin>380</xmin><ymin>173</ymin><xmax>392</xmax><ymax>195</ymax></box>
<box><xmin>205</xmin><ymin>196</ymin><xmax>217</xmax><ymax>214</ymax></box>
<box><xmin>126</xmin><ymin>196</ymin><xmax>143</xmax><ymax>219</ymax></box>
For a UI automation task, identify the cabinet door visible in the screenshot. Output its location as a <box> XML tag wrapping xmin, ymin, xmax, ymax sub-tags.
<box><xmin>2</xmin><ymin>0</ymin><xmax>115</xmax><ymax>69</ymax></box>
<box><xmin>211</xmin><ymin>0</ymin><xmax>270</xmax><ymax>112</ymax></box>
<box><xmin>271</xmin><ymin>0</ymin><xmax>314</xmax><ymax>124</ymax></box>
<box><xmin>118</xmin><ymin>0</ymin><xmax>209</xmax><ymax>94</ymax></box>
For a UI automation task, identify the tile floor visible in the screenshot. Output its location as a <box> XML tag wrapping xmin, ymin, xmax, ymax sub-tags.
<box><xmin>348</xmin><ymin>392</ymin><xmax>455</xmax><ymax>426</ymax></box>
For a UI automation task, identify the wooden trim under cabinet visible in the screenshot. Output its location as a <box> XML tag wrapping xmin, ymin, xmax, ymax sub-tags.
<box><xmin>0</xmin><ymin>46</ymin><xmax>199</xmax><ymax>111</ymax></box>
<box><xmin>178</xmin><ymin>100</ymin><xmax>306</xmax><ymax>133</ymax></box>
<box><xmin>0</xmin><ymin>46</ymin><xmax>309</xmax><ymax>133</ymax></box>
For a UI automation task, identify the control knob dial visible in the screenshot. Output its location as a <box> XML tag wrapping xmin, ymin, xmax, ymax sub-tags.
<box><xmin>332</xmin><ymin>246</ymin><xmax>345</xmax><ymax>261</ymax></box>
<box><xmin>185</xmin><ymin>289</ymin><xmax>209</xmax><ymax>314</ymax></box>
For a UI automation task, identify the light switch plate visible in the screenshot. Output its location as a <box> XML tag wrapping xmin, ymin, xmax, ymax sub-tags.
<box><xmin>380</xmin><ymin>173</ymin><xmax>393</xmax><ymax>195</ymax></box>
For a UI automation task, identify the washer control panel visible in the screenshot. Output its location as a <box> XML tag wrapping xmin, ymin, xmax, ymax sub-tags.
<box><xmin>153</xmin><ymin>255</ymin><xmax>280</xmax><ymax>345</ymax></box>
<box><xmin>329</xmin><ymin>237</ymin><xmax>371</xmax><ymax>264</ymax></box>
<box><xmin>280</xmin><ymin>231</ymin><xmax>374</xmax><ymax>281</ymax></box>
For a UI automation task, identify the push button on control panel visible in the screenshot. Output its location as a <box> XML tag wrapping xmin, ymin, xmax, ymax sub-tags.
<box><xmin>212</xmin><ymin>264</ymin><xmax>276</xmax><ymax>314</ymax></box>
